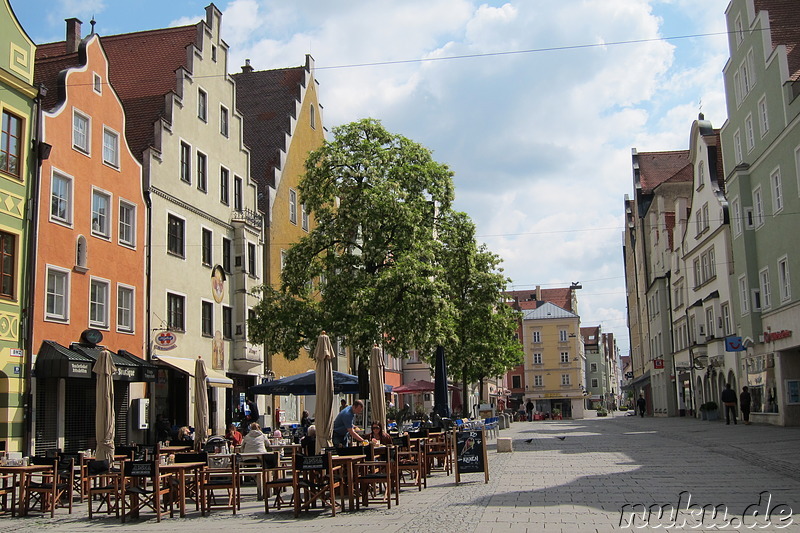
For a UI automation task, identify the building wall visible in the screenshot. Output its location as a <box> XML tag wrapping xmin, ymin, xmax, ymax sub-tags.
<box><xmin>0</xmin><ymin>0</ymin><xmax>36</xmax><ymax>452</ymax></box>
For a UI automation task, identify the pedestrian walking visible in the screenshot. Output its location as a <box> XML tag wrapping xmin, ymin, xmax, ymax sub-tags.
<box><xmin>721</xmin><ymin>383</ymin><xmax>738</xmax><ymax>425</ymax></box>
<box><xmin>525</xmin><ymin>399</ymin><xmax>534</xmax><ymax>421</ymax></box>
<box><xmin>636</xmin><ymin>394</ymin><xmax>647</xmax><ymax>418</ymax></box>
<box><xmin>740</xmin><ymin>386</ymin><xmax>752</xmax><ymax>425</ymax></box>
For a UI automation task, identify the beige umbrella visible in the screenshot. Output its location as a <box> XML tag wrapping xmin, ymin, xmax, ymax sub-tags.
<box><xmin>194</xmin><ymin>357</ymin><xmax>210</xmax><ymax>451</ymax></box>
<box><xmin>369</xmin><ymin>344</ymin><xmax>387</xmax><ymax>429</ymax></box>
<box><xmin>314</xmin><ymin>332</ymin><xmax>336</xmax><ymax>453</ymax></box>
<box><xmin>93</xmin><ymin>349</ymin><xmax>116</xmax><ymax>463</ymax></box>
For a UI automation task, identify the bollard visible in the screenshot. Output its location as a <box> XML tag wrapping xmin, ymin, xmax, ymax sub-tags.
<box><xmin>497</xmin><ymin>437</ymin><xmax>513</xmax><ymax>453</ymax></box>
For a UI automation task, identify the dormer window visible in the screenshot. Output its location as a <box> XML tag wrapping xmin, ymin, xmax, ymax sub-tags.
<box><xmin>93</xmin><ymin>73</ymin><xmax>102</xmax><ymax>94</ymax></box>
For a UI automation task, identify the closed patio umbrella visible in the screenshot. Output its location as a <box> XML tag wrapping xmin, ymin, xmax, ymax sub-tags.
<box><xmin>93</xmin><ymin>349</ymin><xmax>116</xmax><ymax>463</ymax></box>
<box><xmin>314</xmin><ymin>332</ymin><xmax>336</xmax><ymax>453</ymax></box>
<box><xmin>369</xmin><ymin>344</ymin><xmax>387</xmax><ymax>429</ymax></box>
<box><xmin>433</xmin><ymin>345</ymin><xmax>451</xmax><ymax>418</ymax></box>
<box><xmin>194</xmin><ymin>357</ymin><xmax>210</xmax><ymax>451</ymax></box>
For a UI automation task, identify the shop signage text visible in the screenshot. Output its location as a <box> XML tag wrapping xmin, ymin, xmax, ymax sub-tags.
<box><xmin>764</xmin><ymin>330</ymin><xmax>792</xmax><ymax>343</ymax></box>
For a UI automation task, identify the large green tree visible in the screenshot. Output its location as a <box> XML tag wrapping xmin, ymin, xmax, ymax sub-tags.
<box><xmin>249</xmin><ymin>118</ymin><xmax>455</xmax><ymax>362</ymax></box>
<box><xmin>436</xmin><ymin>211</ymin><xmax>523</xmax><ymax>416</ymax></box>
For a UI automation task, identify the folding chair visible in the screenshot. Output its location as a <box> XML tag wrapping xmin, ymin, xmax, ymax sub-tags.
<box><xmin>25</xmin><ymin>456</ymin><xmax>73</xmax><ymax>517</ymax></box>
<box><xmin>202</xmin><ymin>454</ymin><xmax>238</xmax><ymax>515</ymax></box>
<box><xmin>356</xmin><ymin>444</ymin><xmax>399</xmax><ymax>509</ymax></box>
<box><xmin>86</xmin><ymin>459</ymin><xmax>121</xmax><ymax>518</ymax></box>
<box><xmin>292</xmin><ymin>453</ymin><xmax>343</xmax><ymax>517</ymax></box>
<box><xmin>392</xmin><ymin>436</ymin><xmax>426</xmax><ymax>491</ymax></box>
<box><xmin>262</xmin><ymin>452</ymin><xmax>294</xmax><ymax>513</ymax></box>
<box><xmin>173</xmin><ymin>451</ymin><xmax>207</xmax><ymax>512</ymax></box>
<box><xmin>425</xmin><ymin>431</ymin><xmax>453</xmax><ymax>475</ymax></box>
<box><xmin>120</xmin><ymin>460</ymin><xmax>173</xmax><ymax>522</ymax></box>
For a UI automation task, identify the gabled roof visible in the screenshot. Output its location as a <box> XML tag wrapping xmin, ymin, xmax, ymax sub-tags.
<box><xmin>635</xmin><ymin>150</ymin><xmax>692</xmax><ymax>193</ymax></box>
<box><xmin>581</xmin><ymin>326</ymin><xmax>600</xmax><ymax>344</ymax></box>
<box><xmin>507</xmin><ymin>287</ymin><xmax>573</xmax><ymax>312</ymax></box>
<box><xmin>754</xmin><ymin>0</ymin><xmax>800</xmax><ymax>81</ymax></box>
<box><xmin>232</xmin><ymin>64</ymin><xmax>305</xmax><ymax>214</ymax></box>
<box><xmin>522</xmin><ymin>301</ymin><xmax>577</xmax><ymax>321</ymax></box>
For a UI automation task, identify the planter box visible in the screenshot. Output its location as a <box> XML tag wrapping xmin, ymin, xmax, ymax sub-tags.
<box><xmin>700</xmin><ymin>411</ymin><xmax>708</xmax><ymax>420</ymax></box>
<box><xmin>706</xmin><ymin>410</ymin><xmax>719</xmax><ymax>421</ymax></box>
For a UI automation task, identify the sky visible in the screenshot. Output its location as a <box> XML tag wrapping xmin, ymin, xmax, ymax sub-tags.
<box><xmin>12</xmin><ymin>0</ymin><xmax>735</xmax><ymax>357</ymax></box>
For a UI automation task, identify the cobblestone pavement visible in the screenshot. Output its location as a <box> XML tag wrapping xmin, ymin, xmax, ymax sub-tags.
<box><xmin>7</xmin><ymin>413</ymin><xmax>800</xmax><ymax>533</ymax></box>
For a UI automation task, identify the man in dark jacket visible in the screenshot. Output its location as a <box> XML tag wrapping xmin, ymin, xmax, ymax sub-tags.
<box><xmin>721</xmin><ymin>384</ymin><xmax>738</xmax><ymax>425</ymax></box>
<box><xmin>740</xmin><ymin>386</ymin><xmax>752</xmax><ymax>425</ymax></box>
<box><xmin>636</xmin><ymin>394</ymin><xmax>647</xmax><ymax>417</ymax></box>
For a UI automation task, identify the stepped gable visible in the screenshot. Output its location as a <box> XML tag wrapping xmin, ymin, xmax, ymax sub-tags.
<box><xmin>754</xmin><ymin>0</ymin><xmax>800</xmax><ymax>81</ymax></box>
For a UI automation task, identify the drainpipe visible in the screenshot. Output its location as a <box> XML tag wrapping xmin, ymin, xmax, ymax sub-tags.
<box><xmin>144</xmin><ymin>186</ymin><xmax>152</xmax><ymax>444</ymax></box>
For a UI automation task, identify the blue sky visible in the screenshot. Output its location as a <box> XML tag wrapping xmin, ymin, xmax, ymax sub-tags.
<box><xmin>12</xmin><ymin>0</ymin><xmax>734</xmax><ymax>356</ymax></box>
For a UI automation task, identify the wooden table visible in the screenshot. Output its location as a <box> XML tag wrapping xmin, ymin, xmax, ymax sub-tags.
<box><xmin>160</xmin><ymin>461</ymin><xmax>205</xmax><ymax>517</ymax></box>
<box><xmin>331</xmin><ymin>454</ymin><xmax>365</xmax><ymax>511</ymax></box>
<box><xmin>0</xmin><ymin>464</ymin><xmax>53</xmax><ymax>516</ymax></box>
<box><xmin>158</xmin><ymin>446</ymin><xmax>192</xmax><ymax>455</ymax></box>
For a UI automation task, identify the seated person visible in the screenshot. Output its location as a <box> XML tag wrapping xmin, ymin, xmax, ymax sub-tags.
<box><xmin>368</xmin><ymin>422</ymin><xmax>393</xmax><ymax>445</ymax></box>
<box><xmin>241</xmin><ymin>422</ymin><xmax>270</xmax><ymax>454</ymax></box>
<box><xmin>175</xmin><ymin>425</ymin><xmax>193</xmax><ymax>443</ymax></box>
<box><xmin>300</xmin><ymin>425</ymin><xmax>317</xmax><ymax>455</ymax></box>
<box><xmin>225</xmin><ymin>423</ymin><xmax>243</xmax><ymax>446</ymax></box>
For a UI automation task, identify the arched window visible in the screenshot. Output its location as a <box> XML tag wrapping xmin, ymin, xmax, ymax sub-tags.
<box><xmin>76</xmin><ymin>235</ymin><xmax>88</xmax><ymax>271</ymax></box>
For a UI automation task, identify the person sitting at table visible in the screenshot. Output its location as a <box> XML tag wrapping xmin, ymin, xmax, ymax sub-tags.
<box><xmin>368</xmin><ymin>422</ymin><xmax>393</xmax><ymax>445</ymax></box>
<box><xmin>333</xmin><ymin>399</ymin><xmax>366</xmax><ymax>447</ymax></box>
<box><xmin>241</xmin><ymin>422</ymin><xmax>270</xmax><ymax>454</ymax></box>
<box><xmin>175</xmin><ymin>425</ymin><xmax>193</xmax><ymax>443</ymax></box>
<box><xmin>301</xmin><ymin>425</ymin><xmax>316</xmax><ymax>455</ymax></box>
<box><xmin>272</xmin><ymin>427</ymin><xmax>283</xmax><ymax>439</ymax></box>
<box><xmin>225</xmin><ymin>423</ymin><xmax>243</xmax><ymax>447</ymax></box>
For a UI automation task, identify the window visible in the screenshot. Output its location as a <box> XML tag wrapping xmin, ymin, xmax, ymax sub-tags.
<box><xmin>222</xmin><ymin>237</ymin><xmax>232</xmax><ymax>273</ymax></box>
<box><xmin>733</xmin><ymin>130</ymin><xmax>743</xmax><ymax>164</ymax></box>
<box><xmin>771</xmin><ymin>168</ymin><xmax>783</xmax><ymax>213</ymax></box>
<box><xmin>197</xmin><ymin>152</ymin><xmax>207</xmax><ymax>192</ymax></box>
<box><xmin>758</xmin><ymin>96</ymin><xmax>769</xmax><ymax>137</ymax></box>
<box><xmin>708</xmin><ymin>247</ymin><xmax>716</xmax><ymax>278</ymax></box>
<box><xmin>280</xmin><ymin>250</ymin><xmax>287</xmax><ymax>271</ymax></box>
<box><xmin>534</xmin><ymin>375</ymin><xmax>543</xmax><ymax>387</ymax></box>
<box><xmin>50</xmin><ymin>173</ymin><xmax>72</xmax><ymax>224</ymax></box>
<box><xmin>734</xmin><ymin>14</ymin><xmax>744</xmax><ymax>45</ymax></box>
<box><xmin>89</xmin><ymin>278</ymin><xmax>110</xmax><ymax>328</ymax></box>
<box><xmin>201</xmin><ymin>301</ymin><xmax>213</xmax><ymax>337</ymax></box>
<box><xmin>310</xmin><ymin>104</ymin><xmax>316</xmax><ymax>129</ymax></box>
<box><xmin>560</xmin><ymin>352</ymin><xmax>570</xmax><ymax>363</ymax></box>
<box><xmin>752</xmin><ymin>288</ymin><xmax>762</xmax><ymax>312</ymax></box>
<box><xmin>0</xmin><ymin>231</ymin><xmax>15</xmax><ymax>298</ymax></box>
<box><xmin>590</xmin><ymin>363</ymin><xmax>598</xmax><ymax>373</ymax></box>
<box><xmin>211</xmin><ymin>45</ymin><xmax>217</xmax><ymax>62</ymax></box>
<box><xmin>234</xmin><ymin>176</ymin><xmax>243</xmax><ymax>211</ymax></box>
<box><xmin>102</xmin><ymin>128</ymin><xmax>119</xmax><ymax>168</ymax></box>
<box><xmin>198</xmin><ymin>88</ymin><xmax>207</xmax><ymax>121</ymax></box>
<box><xmin>760</xmin><ymin>268</ymin><xmax>771</xmax><ymax>310</ymax></box>
<box><xmin>591</xmin><ymin>378</ymin><xmax>599</xmax><ymax>388</ymax></box>
<box><xmin>732</xmin><ymin>198</ymin><xmax>742</xmax><ymax>236</ymax></box>
<box><xmin>167</xmin><ymin>214</ymin><xmax>185</xmax><ymax>257</ymax></box>
<box><xmin>180</xmin><ymin>142</ymin><xmax>191</xmax><ymax>183</ymax></box>
<box><xmin>91</xmin><ymin>190</ymin><xmax>111</xmax><ymax>238</ymax></box>
<box><xmin>753</xmin><ymin>187</ymin><xmax>764</xmax><ymax>227</ymax></box>
<box><xmin>117</xmin><ymin>285</ymin><xmax>134</xmax><ymax>333</ymax></box>
<box><xmin>702</xmin><ymin>203</ymin><xmax>710</xmax><ymax>231</ymax></box>
<box><xmin>202</xmin><ymin>228</ymin><xmax>212</xmax><ymax>266</ymax></box>
<box><xmin>167</xmin><ymin>292</ymin><xmax>185</xmax><ymax>332</ymax></box>
<box><xmin>220</xmin><ymin>106</ymin><xmax>229</xmax><ymax>137</ymax></box>
<box><xmin>45</xmin><ymin>267</ymin><xmax>69</xmax><ymax>320</ymax></box>
<box><xmin>693</xmin><ymin>258</ymin><xmax>701</xmax><ymax>288</ymax></box>
<box><xmin>533</xmin><ymin>352</ymin><xmax>542</xmax><ymax>365</ymax></box>
<box><xmin>695</xmin><ymin>210</ymin><xmax>702</xmax><ymax>236</ymax></box>
<box><xmin>93</xmin><ymin>73</ymin><xmax>102</xmax><ymax>93</ymax></box>
<box><xmin>289</xmin><ymin>189</ymin><xmax>297</xmax><ymax>224</ymax></box>
<box><xmin>222</xmin><ymin>305</ymin><xmax>232</xmax><ymax>339</ymax></box>
<box><xmin>301</xmin><ymin>204</ymin><xmax>309</xmax><ymax>231</ymax></box>
<box><xmin>721</xmin><ymin>303</ymin><xmax>731</xmax><ymax>336</ymax></box>
<box><xmin>697</xmin><ymin>161</ymin><xmax>705</xmax><ymax>188</ymax></box>
<box><xmin>220</xmin><ymin>167</ymin><xmax>230</xmax><ymax>204</ymax></box>
<box><xmin>511</xmin><ymin>375</ymin><xmax>521</xmax><ymax>389</ymax></box>
<box><xmin>778</xmin><ymin>256</ymin><xmax>791</xmax><ymax>302</ymax></box>
<box><xmin>118</xmin><ymin>200</ymin><xmax>136</xmax><ymax>247</ymax></box>
<box><xmin>559</xmin><ymin>329</ymin><xmax>568</xmax><ymax>342</ymax></box>
<box><xmin>531</xmin><ymin>330</ymin><xmax>541</xmax><ymax>343</ymax></box>
<box><xmin>705</xmin><ymin>307</ymin><xmax>715</xmax><ymax>337</ymax></box>
<box><xmin>739</xmin><ymin>276</ymin><xmax>750</xmax><ymax>315</ymax></box>
<box><xmin>561</xmin><ymin>374</ymin><xmax>571</xmax><ymax>386</ymax></box>
<box><xmin>72</xmin><ymin>110</ymin><xmax>89</xmax><ymax>153</ymax></box>
<box><xmin>745</xmin><ymin>114</ymin><xmax>755</xmax><ymax>152</ymax></box>
<box><xmin>247</xmin><ymin>242</ymin><xmax>257</xmax><ymax>276</ymax></box>
<box><xmin>1</xmin><ymin>110</ymin><xmax>22</xmax><ymax>177</ymax></box>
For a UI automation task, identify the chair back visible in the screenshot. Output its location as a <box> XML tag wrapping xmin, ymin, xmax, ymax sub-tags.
<box><xmin>336</xmin><ymin>445</ymin><xmax>366</xmax><ymax>456</ymax></box>
<box><xmin>123</xmin><ymin>460</ymin><xmax>156</xmax><ymax>478</ymax></box>
<box><xmin>392</xmin><ymin>435</ymin><xmax>410</xmax><ymax>449</ymax></box>
<box><xmin>207</xmin><ymin>453</ymin><xmax>235</xmax><ymax>470</ymax></box>
<box><xmin>116</xmin><ymin>445</ymin><xmax>137</xmax><ymax>460</ymax></box>
<box><xmin>261</xmin><ymin>452</ymin><xmax>280</xmax><ymax>469</ymax></box>
<box><xmin>294</xmin><ymin>453</ymin><xmax>330</xmax><ymax>472</ymax></box>
<box><xmin>87</xmin><ymin>459</ymin><xmax>110</xmax><ymax>476</ymax></box>
<box><xmin>30</xmin><ymin>455</ymin><xmax>55</xmax><ymax>466</ymax></box>
<box><xmin>408</xmin><ymin>428</ymin><xmax>429</xmax><ymax>438</ymax></box>
<box><xmin>175</xmin><ymin>451</ymin><xmax>207</xmax><ymax>464</ymax></box>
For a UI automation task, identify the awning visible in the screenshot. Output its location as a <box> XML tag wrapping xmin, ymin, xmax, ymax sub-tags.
<box><xmin>34</xmin><ymin>340</ymin><xmax>151</xmax><ymax>381</ymax></box>
<box><xmin>70</xmin><ymin>344</ymin><xmax>140</xmax><ymax>382</ymax></box>
<box><xmin>153</xmin><ymin>355</ymin><xmax>233</xmax><ymax>388</ymax></box>
<box><xmin>118</xmin><ymin>350</ymin><xmax>158</xmax><ymax>382</ymax></box>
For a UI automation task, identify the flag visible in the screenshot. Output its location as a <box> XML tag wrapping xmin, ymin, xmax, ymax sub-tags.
<box><xmin>725</xmin><ymin>336</ymin><xmax>746</xmax><ymax>352</ymax></box>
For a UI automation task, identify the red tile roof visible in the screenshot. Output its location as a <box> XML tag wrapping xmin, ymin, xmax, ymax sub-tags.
<box><xmin>636</xmin><ymin>150</ymin><xmax>691</xmax><ymax>193</ymax></box>
<box><xmin>581</xmin><ymin>326</ymin><xmax>600</xmax><ymax>345</ymax></box>
<box><xmin>232</xmin><ymin>65</ymin><xmax>305</xmax><ymax>215</ymax></box>
<box><xmin>665</xmin><ymin>212</ymin><xmax>675</xmax><ymax>250</ymax></box>
<box><xmin>506</xmin><ymin>287</ymin><xmax>574</xmax><ymax>312</ymax></box>
<box><xmin>754</xmin><ymin>0</ymin><xmax>800</xmax><ymax>81</ymax></box>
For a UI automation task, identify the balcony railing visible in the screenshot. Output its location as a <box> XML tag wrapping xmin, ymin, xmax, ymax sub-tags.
<box><xmin>231</xmin><ymin>208</ymin><xmax>263</xmax><ymax>230</ymax></box>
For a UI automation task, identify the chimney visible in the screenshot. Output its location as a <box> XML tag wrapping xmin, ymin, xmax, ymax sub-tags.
<box><xmin>66</xmin><ymin>18</ymin><xmax>82</xmax><ymax>54</ymax></box>
<box><xmin>241</xmin><ymin>59</ymin><xmax>254</xmax><ymax>74</ymax></box>
<box><xmin>535</xmin><ymin>285</ymin><xmax>541</xmax><ymax>301</ymax></box>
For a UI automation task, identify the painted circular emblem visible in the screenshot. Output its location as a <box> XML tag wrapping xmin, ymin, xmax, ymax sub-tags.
<box><xmin>211</xmin><ymin>265</ymin><xmax>226</xmax><ymax>303</ymax></box>
<box><xmin>155</xmin><ymin>331</ymin><xmax>177</xmax><ymax>350</ymax></box>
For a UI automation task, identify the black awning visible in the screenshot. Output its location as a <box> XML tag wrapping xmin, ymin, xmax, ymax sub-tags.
<box><xmin>35</xmin><ymin>340</ymin><xmax>94</xmax><ymax>379</ymax></box>
<box><xmin>70</xmin><ymin>344</ymin><xmax>140</xmax><ymax>382</ymax></box>
<box><xmin>117</xmin><ymin>350</ymin><xmax>158</xmax><ymax>382</ymax></box>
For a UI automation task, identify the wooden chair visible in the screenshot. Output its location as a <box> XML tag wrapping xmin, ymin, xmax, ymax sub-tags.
<box><xmin>86</xmin><ymin>459</ymin><xmax>121</xmax><ymax>518</ymax></box>
<box><xmin>356</xmin><ymin>444</ymin><xmax>398</xmax><ymax>509</ymax></box>
<box><xmin>202</xmin><ymin>454</ymin><xmax>238</xmax><ymax>515</ymax></box>
<box><xmin>425</xmin><ymin>431</ymin><xmax>453</xmax><ymax>475</ymax></box>
<box><xmin>25</xmin><ymin>456</ymin><xmax>73</xmax><ymax>517</ymax></box>
<box><xmin>236</xmin><ymin>452</ymin><xmax>265</xmax><ymax>506</ymax></box>
<box><xmin>292</xmin><ymin>453</ymin><xmax>343</xmax><ymax>517</ymax></box>
<box><xmin>261</xmin><ymin>452</ymin><xmax>294</xmax><ymax>513</ymax></box>
<box><xmin>392</xmin><ymin>436</ymin><xmax>426</xmax><ymax>491</ymax></box>
<box><xmin>173</xmin><ymin>451</ymin><xmax>207</xmax><ymax>513</ymax></box>
<box><xmin>0</xmin><ymin>471</ymin><xmax>16</xmax><ymax>516</ymax></box>
<box><xmin>120</xmin><ymin>460</ymin><xmax>173</xmax><ymax>522</ymax></box>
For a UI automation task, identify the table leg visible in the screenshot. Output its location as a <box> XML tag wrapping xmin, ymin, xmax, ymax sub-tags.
<box><xmin>179</xmin><ymin>470</ymin><xmax>187</xmax><ymax>517</ymax></box>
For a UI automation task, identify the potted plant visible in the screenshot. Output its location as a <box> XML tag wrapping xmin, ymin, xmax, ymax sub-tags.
<box><xmin>596</xmin><ymin>407</ymin><xmax>608</xmax><ymax>417</ymax></box>
<box><xmin>551</xmin><ymin>408</ymin><xmax>562</xmax><ymax>420</ymax></box>
<box><xmin>700</xmin><ymin>401</ymin><xmax>719</xmax><ymax>421</ymax></box>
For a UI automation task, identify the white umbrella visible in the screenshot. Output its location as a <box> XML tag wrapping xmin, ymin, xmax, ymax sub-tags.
<box><xmin>194</xmin><ymin>357</ymin><xmax>210</xmax><ymax>451</ymax></box>
<box><xmin>369</xmin><ymin>344</ymin><xmax>387</xmax><ymax>429</ymax></box>
<box><xmin>314</xmin><ymin>332</ymin><xmax>335</xmax><ymax>453</ymax></box>
<box><xmin>93</xmin><ymin>349</ymin><xmax>116</xmax><ymax>463</ymax></box>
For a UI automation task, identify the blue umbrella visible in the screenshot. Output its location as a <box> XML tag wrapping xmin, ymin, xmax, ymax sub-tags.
<box><xmin>249</xmin><ymin>370</ymin><xmax>392</xmax><ymax>396</ymax></box>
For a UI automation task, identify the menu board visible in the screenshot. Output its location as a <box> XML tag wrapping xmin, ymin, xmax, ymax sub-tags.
<box><xmin>455</xmin><ymin>429</ymin><xmax>489</xmax><ymax>483</ymax></box>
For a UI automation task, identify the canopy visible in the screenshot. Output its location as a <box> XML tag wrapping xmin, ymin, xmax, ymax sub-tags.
<box><xmin>249</xmin><ymin>370</ymin><xmax>393</xmax><ymax>396</ymax></box>
<box><xmin>154</xmin><ymin>354</ymin><xmax>233</xmax><ymax>387</ymax></box>
<box><xmin>393</xmin><ymin>379</ymin><xmax>458</xmax><ymax>394</ymax></box>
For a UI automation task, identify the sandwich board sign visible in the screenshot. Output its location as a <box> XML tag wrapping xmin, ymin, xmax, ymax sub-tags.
<box><xmin>454</xmin><ymin>428</ymin><xmax>489</xmax><ymax>484</ymax></box>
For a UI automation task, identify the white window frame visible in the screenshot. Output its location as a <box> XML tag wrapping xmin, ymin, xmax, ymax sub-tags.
<box><xmin>758</xmin><ymin>95</ymin><xmax>769</xmax><ymax>137</ymax></box>
<box><xmin>201</xmin><ymin>227</ymin><xmax>213</xmax><ymax>266</ymax></box>
<box><xmin>771</xmin><ymin>167</ymin><xmax>783</xmax><ymax>213</ymax></box>
<box><xmin>301</xmin><ymin>203</ymin><xmax>309</xmax><ymax>232</ymax></box>
<box><xmin>89</xmin><ymin>277</ymin><xmax>110</xmax><ymax>329</ymax></box>
<box><xmin>198</xmin><ymin>88</ymin><xmax>207</xmax><ymax>122</ymax></box>
<box><xmin>533</xmin><ymin>352</ymin><xmax>542</xmax><ymax>365</ymax></box>
<box><xmin>534</xmin><ymin>375</ymin><xmax>543</xmax><ymax>387</ymax></box>
<box><xmin>532</xmin><ymin>330</ymin><xmax>541</xmax><ymax>343</ymax></box>
<box><xmin>702</xmin><ymin>203</ymin><xmax>710</xmax><ymax>231</ymax></box>
<box><xmin>745</xmin><ymin>114</ymin><xmax>755</xmax><ymax>153</ymax></box>
<box><xmin>197</xmin><ymin>151</ymin><xmax>207</xmax><ymax>193</ymax></box>
<box><xmin>561</xmin><ymin>374</ymin><xmax>571</xmax><ymax>386</ymax></box>
<box><xmin>117</xmin><ymin>283</ymin><xmax>135</xmax><ymax>333</ymax></box>
<box><xmin>734</xmin><ymin>14</ymin><xmax>744</xmax><ymax>46</ymax></box>
<box><xmin>180</xmin><ymin>141</ymin><xmax>192</xmax><ymax>184</ymax></box>
<box><xmin>219</xmin><ymin>105</ymin><xmax>229</xmax><ymax>137</ymax></box>
<box><xmin>734</xmin><ymin>130</ymin><xmax>743</xmax><ymax>164</ymax></box>
<box><xmin>731</xmin><ymin>197</ymin><xmax>742</xmax><ymax>236</ymax></box>
<box><xmin>72</xmin><ymin>109</ymin><xmax>90</xmax><ymax>154</ymax></box>
<box><xmin>721</xmin><ymin>303</ymin><xmax>731</xmax><ymax>336</ymax></box>
<box><xmin>234</xmin><ymin>175</ymin><xmax>243</xmax><ymax>211</ymax></box>
<box><xmin>590</xmin><ymin>362</ymin><xmax>598</xmax><ymax>373</ymax></box>
<box><xmin>91</xmin><ymin>188</ymin><xmax>112</xmax><ymax>239</ymax></box>
<box><xmin>591</xmin><ymin>378</ymin><xmax>599</xmax><ymax>388</ymax></box>
<box><xmin>310</xmin><ymin>104</ymin><xmax>316</xmax><ymax>129</ymax></box>
<box><xmin>167</xmin><ymin>212</ymin><xmax>186</xmax><ymax>258</ymax></box>
<box><xmin>705</xmin><ymin>307</ymin><xmax>715</xmax><ymax>338</ymax></box>
<box><xmin>560</xmin><ymin>352</ymin><xmax>569</xmax><ymax>364</ymax></box>
<box><xmin>559</xmin><ymin>329</ymin><xmax>568</xmax><ymax>342</ymax></box>
<box><xmin>45</xmin><ymin>265</ymin><xmax>70</xmax><ymax>322</ymax></box>
<box><xmin>778</xmin><ymin>256</ymin><xmax>791</xmax><ymax>302</ymax></box>
<box><xmin>759</xmin><ymin>267</ymin><xmax>772</xmax><ymax>310</ymax></box>
<box><xmin>201</xmin><ymin>299</ymin><xmax>214</xmax><ymax>337</ymax></box>
<box><xmin>102</xmin><ymin>127</ymin><xmax>120</xmax><ymax>168</ymax></box>
<box><xmin>289</xmin><ymin>189</ymin><xmax>298</xmax><ymax>224</ymax></box>
<box><xmin>753</xmin><ymin>187</ymin><xmax>764</xmax><ymax>228</ymax></box>
<box><xmin>167</xmin><ymin>291</ymin><xmax>186</xmax><ymax>332</ymax></box>
<box><xmin>220</xmin><ymin>166</ymin><xmax>230</xmax><ymax>205</ymax></box>
<box><xmin>93</xmin><ymin>72</ymin><xmax>102</xmax><ymax>94</ymax></box>
<box><xmin>739</xmin><ymin>275</ymin><xmax>750</xmax><ymax>315</ymax></box>
<box><xmin>50</xmin><ymin>171</ymin><xmax>73</xmax><ymax>225</ymax></box>
<box><xmin>697</xmin><ymin>161</ymin><xmax>705</xmax><ymax>189</ymax></box>
<box><xmin>118</xmin><ymin>199</ymin><xmax>136</xmax><ymax>248</ymax></box>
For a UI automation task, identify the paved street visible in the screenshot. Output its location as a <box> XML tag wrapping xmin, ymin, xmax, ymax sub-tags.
<box><xmin>9</xmin><ymin>413</ymin><xmax>800</xmax><ymax>532</ymax></box>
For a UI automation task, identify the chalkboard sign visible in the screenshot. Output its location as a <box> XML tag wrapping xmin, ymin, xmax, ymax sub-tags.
<box><xmin>455</xmin><ymin>429</ymin><xmax>489</xmax><ymax>483</ymax></box>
